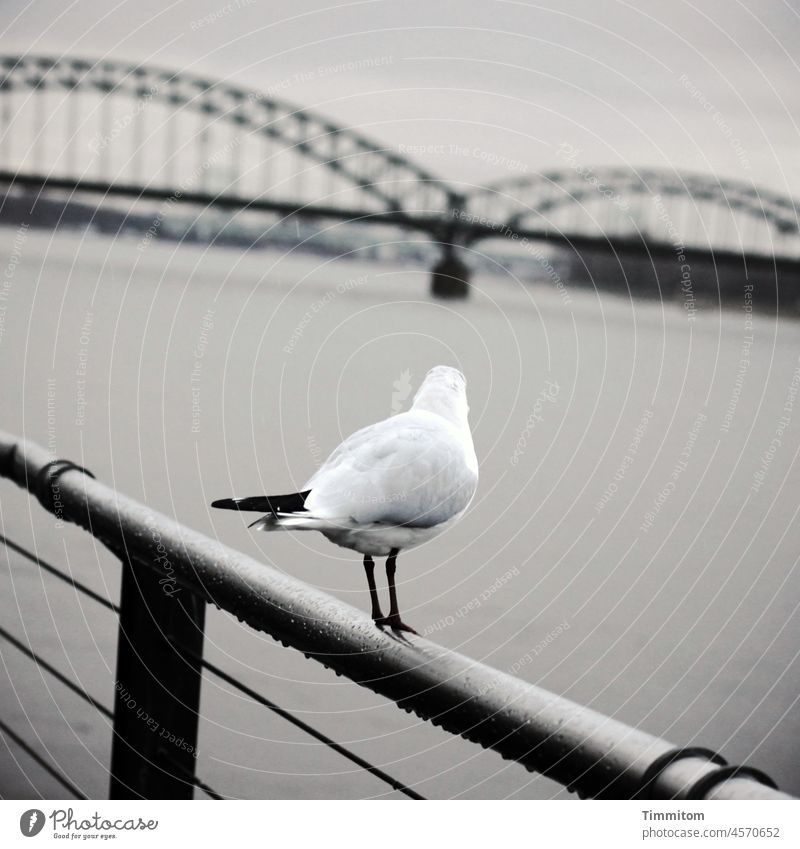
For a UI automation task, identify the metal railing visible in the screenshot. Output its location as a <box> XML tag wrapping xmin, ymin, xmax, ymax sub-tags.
<box><xmin>0</xmin><ymin>431</ymin><xmax>793</xmax><ymax>800</ymax></box>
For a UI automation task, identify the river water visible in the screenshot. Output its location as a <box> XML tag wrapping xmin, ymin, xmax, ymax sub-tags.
<box><xmin>1</xmin><ymin>228</ymin><xmax>798</xmax><ymax>799</ymax></box>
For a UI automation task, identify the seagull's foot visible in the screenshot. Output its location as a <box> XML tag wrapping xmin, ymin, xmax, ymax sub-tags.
<box><xmin>374</xmin><ymin>614</ymin><xmax>418</xmax><ymax>635</ymax></box>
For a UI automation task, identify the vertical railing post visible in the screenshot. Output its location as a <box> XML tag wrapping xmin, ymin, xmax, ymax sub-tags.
<box><xmin>109</xmin><ymin>556</ymin><xmax>206</xmax><ymax>799</ymax></box>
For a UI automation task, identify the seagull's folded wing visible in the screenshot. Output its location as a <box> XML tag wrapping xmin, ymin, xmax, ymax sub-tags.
<box><xmin>303</xmin><ymin>412</ymin><xmax>477</xmax><ymax>528</ymax></box>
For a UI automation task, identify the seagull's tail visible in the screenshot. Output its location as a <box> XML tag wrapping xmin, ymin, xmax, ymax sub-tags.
<box><xmin>211</xmin><ymin>490</ymin><xmax>321</xmax><ymax>532</ymax></box>
<box><xmin>247</xmin><ymin>513</ymin><xmax>331</xmax><ymax>532</ymax></box>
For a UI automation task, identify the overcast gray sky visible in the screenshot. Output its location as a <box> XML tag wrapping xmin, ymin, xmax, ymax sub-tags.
<box><xmin>2</xmin><ymin>0</ymin><xmax>799</xmax><ymax>195</ymax></box>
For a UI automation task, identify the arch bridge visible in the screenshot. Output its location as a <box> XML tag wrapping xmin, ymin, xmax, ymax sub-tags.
<box><xmin>1</xmin><ymin>55</ymin><xmax>798</xmax><ymax>300</ymax></box>
<box><xmin>0</xmin><ymin>54</ymin><xmax>455</xmax><ymax>228</ymax></box>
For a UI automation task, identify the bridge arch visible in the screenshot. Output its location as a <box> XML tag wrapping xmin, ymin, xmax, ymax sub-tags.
<box><xmin>0</xmin><ymin>54</ymin><xmax>455</xmax><ymax>221</ymax></box>
<box><xmin>464</xmin><ymin>167</ymin><xmax>800</xmax><ymax>259</ymax></box>
<box><xmin>2</xmin><ymin>55</ymin><xmax>800</xmax><ymax>297</ymax></box>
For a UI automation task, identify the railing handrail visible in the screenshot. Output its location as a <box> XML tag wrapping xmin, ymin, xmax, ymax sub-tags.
<box><xmin>0</xmin><ymin>430</ymin><xmax>792</xmax><ymax>800</ymax></box>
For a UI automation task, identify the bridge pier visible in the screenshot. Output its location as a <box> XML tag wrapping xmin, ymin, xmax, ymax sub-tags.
<box><xmin>430</xmin><ymin>248</ymin><xmax>470</xmax><ymax>299</ymax></box>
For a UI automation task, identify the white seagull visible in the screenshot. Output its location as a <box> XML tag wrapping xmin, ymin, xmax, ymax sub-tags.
<box><xmin>212</xmin><ymin>365</ymin><xmax>478</xmax><ymax>633</ymax></box>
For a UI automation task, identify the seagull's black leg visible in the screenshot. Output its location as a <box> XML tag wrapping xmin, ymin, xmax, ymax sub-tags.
<box><xmin>363</xmin><ymin>555</ymin><xmax>385</xmax><ymax>621</ymax></box>
<box><xmin>377</xmin><ymin>548</ymin><xmax>417</xmax><ymax>634</ymax></box>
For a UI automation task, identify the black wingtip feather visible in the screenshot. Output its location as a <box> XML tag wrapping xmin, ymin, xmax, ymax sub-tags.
<box><xmin>211</xmin><ymin>491</ymin><xmax>311</xmax><ymax>513</ymax></box>
<box><xmin>211</xmin><ymin>498</ymin><xmax>238</xmax><ymax>510</ymax></box>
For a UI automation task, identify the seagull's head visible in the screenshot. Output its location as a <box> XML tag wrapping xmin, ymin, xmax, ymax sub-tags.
<box><xmin>423</xmin><ymin>365</ymin><xmax>466</xmax><ymax>391</ymax></box>
<box><xmin>411</xmin><ymin>366</ymin><xmax>470</xmax><ymax>426</ymax></box>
